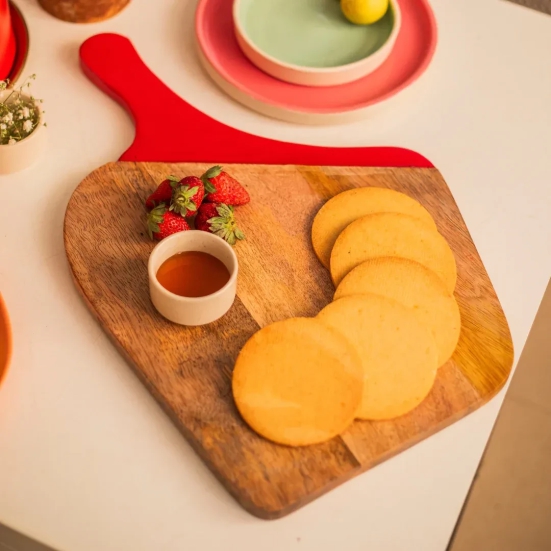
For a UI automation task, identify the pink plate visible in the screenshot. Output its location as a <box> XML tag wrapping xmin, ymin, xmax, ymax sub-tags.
<box><xmin>195</xmin><ymin>0</ymin><xmax>437</xmax><ymax>124</ymax></box>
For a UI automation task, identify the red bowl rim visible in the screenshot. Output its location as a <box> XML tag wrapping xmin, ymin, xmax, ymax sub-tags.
<box><xmin>0</xmin><ymin>294</ymin><xmax>12</xmax><ymax>387</ymax></box>
<box><xmin>6</xmin><ymin>1</ymin><xmax>29</xmax><ymax>85</ymax></box>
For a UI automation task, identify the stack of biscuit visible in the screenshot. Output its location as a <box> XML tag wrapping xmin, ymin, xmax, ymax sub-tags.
<box><xmin>233</xmin><ymin>187</ymin><xmax>460</xmax><ymax>447</ymax></box>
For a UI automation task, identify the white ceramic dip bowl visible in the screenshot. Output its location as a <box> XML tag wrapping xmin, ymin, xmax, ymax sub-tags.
<box><xmin>148</xmin><ymin>231</ymin><xmax>238</xmax><ymax>326</ymax></box>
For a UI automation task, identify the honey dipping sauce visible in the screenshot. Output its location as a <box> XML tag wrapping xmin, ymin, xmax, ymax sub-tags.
<box><xmin>156</xmin><ymin>251</ymin><xmax>231</xmax><ymax>297</ymax></box>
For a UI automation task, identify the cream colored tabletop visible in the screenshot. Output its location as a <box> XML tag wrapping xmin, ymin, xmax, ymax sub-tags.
<box><xmin>0</xmin><ymin>0</ymin><xmax>550</xmax><ymax>550</ymax></box>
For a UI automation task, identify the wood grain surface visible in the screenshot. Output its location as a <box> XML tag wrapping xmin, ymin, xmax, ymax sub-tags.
<box><xmin>64</xmin><ymin>163</ymin><xmax>514</xmax><ymax>519</ymax></box>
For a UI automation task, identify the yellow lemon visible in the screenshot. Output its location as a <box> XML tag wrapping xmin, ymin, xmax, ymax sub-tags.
<box><xmin>341</xmin><ymin>0</ymin><xmax>390</xmax><ymax>25</ymax></box>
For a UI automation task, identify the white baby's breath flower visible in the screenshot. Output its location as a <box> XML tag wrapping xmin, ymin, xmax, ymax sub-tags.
<box><xmin>0</xmin><ymin>74</ymin><xmax>43</xmax><ymax>145</ymax></box>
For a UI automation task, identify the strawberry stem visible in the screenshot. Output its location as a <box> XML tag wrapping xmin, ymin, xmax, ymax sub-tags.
<box><xmin>201</xmin><ymin>165</ymin><xmax>222</xmax><ymax>194</ymax></box>
<box><xmin>170</xmin><ymin>185</ymin><xmax>199</xmax><ymax>216</ymax></box>
<box><xmin>146</xmin><ymin>204</ymin><xmax>167</xmax><ymax>239</ymax></box>
<box><xmin>208</xmin><ymin>203</ymin><xmax>245</xmax><ymax>246</ymax></box>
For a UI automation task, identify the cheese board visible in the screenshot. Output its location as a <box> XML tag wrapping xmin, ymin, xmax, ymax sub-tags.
<box><xmin>65</xmin><ymin>33</ymin><xmax>514</xmax><ymax>519</ymax></box>
<box><xmin>65</xmin><ymin>162</ymin><xmax>513</xmax><ymax>519</ymax></box>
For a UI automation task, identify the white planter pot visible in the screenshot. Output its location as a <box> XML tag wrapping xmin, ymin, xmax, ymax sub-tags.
<box><xmin>0</xmin><ymin>93</ymin><xmax>46</xmax><ymax>175</ymax></box>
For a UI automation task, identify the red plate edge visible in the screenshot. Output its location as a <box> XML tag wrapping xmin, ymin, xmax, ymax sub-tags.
<box><xmin>7</xmin><ymin>2</ymin><xmax>29</xmax><ymax>85</ymax></box>
<box><xmin>0</xmin><ymin>294</ymin><xmax>13</xmax><ymax>388</ymax></box>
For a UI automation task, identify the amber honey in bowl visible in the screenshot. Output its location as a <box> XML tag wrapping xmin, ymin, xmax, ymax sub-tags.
<box><xmin>156</xmin><ymin>251</ymin><xmax>231</xmax><ymax>298</ymax></box>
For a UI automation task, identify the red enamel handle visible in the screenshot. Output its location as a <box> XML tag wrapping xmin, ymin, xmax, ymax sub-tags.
<box><xmin>79</xmin><ymin>33</ymin><xmax>433</xmax><ymax>167</ymax></box>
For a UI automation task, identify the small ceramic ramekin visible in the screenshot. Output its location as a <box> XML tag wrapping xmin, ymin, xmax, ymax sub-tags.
<box><xmin>0</xmin><ymin>94</ymin><xmax>46</xmax><ymax>175</ymax></box>
<box><xmin>233</xmin><ymin>0</ymin><xmax>402</xmax><ymax>87</ymax></box>
<box><xmin>148</xmin><ymin>231</ymin><xmax>238</xmax><ymax>326</ymax></box>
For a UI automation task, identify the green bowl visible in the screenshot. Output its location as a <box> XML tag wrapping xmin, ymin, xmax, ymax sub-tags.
<box><xmin>234</xmin><ymin>0</ymin><xmax>401</xmax><ymax>87</ymax></box>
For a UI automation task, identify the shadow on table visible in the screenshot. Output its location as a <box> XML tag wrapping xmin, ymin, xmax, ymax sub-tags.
<box><xmin>0</xmin><ymin>522</ymin><xmax>57</xmax><ymax>551</ymax></box>
<box><xmin>504</xmin><ymin>0</ymin><xmax>551</xmax><ymax>16</ymax></box>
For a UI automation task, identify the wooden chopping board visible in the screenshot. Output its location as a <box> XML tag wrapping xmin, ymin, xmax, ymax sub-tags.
<box><xmin>64</xmin><ymin>161</ymin><xmax>513</xmax><ymax>519</ymax></box>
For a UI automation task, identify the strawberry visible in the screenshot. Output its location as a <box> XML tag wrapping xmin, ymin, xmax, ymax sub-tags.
<box><xmin>195</xmin><ymin>203</ymin><xmax>245</xmax><ymax>246</ymax></box>
<box><xmin>146</xmin><ymin>204</ymin><xmax>190</xmax><ymax>241</ymax></box>
<box><xmin>145</xmin><ymin>175</ymin><xmax>179</xmax><ymax>210</ymax></box>
<box><xmin>201</xmin><ymin>166</ymin><xmax>250</xmax><ymax>206</ymax></box>
<box><xmin>170</xmin><ymin>176</ymin><xmax>205</xmax><ymax>218</ymax></box>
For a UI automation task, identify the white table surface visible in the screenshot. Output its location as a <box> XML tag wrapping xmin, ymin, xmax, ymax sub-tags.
<box><xmin>1</xmin><ymin>0</ymin><xmax>550</xmax><ymax>549</ymax></box>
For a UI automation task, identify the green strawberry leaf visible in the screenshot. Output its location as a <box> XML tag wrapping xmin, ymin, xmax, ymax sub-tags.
<box><xmin>204</xmin><ymin>165</ymin><xmax>223</xmax><ymax>179</ymax></box>
<box><xmin>205</xmin><ymin>203</ymin><xmax>244</xmax><ymax>246</ymax></box>
<box><xmin>146</xmin><ymin>204</ymin><xmax>167</xmax><ymax>239</ymax></box>
<box><xmin>171</xmin><ymin>185</ymin><xmax>200</xmax><ymax>215</ymax></box>
<box><xmin>204</xmin><ymin>180</ymin><xmax>216</xmax><ymax>193</ymax></box>
<box><xmin>167</xmin><ymin>175</ymin><xmax>180</xmax><ymax>189</ymax></box>
<box><xmin>225</xmin><ymin>232</ymin><xmax>237</xmax><ymax>246</ymax></box>
<box><xmin>201</xmin><ymin>166</ymin><xmax>222</xmax><ymax>194</ymax></box>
